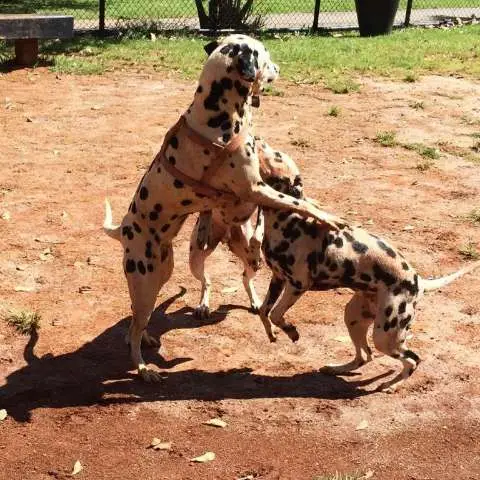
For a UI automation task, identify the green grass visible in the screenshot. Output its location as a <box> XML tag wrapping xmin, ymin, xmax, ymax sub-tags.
<box><xmin>5</xmin><ymin>310</ymin><xmax>41</xmax><ymax>335</ymax></box>
<box><xmin>3</xmin><ymin>0</ymin><xmax>480</xmax><ymax>19</ymax></box>
<box><xmin>403</xmin><ymin>142</ymin><xmax>440</xmax><ymax>159</ymax></box>
<box><xmin>375</xmin><ymin>131</ymin><xmax>397</xmax><ymax>147</ymax></box>
<box><xmin>467</xmin><ymin>209</ymin><xmax>480</xmax><ymax>225</ymax></box>
<box><xmin>2</xmin><ymin>26</ymin><xmax>480</xmax><ymax>88</ymax></box>
<box><xmin>416</xmin><ymin>159</ymin><xmax>435</xmax><ymax>171</ymax></box>
<box><xmin>458</xmin><ymin>242</ymin><xmax>480</xmax><ymax>260</ymax></box>
<box><xmin>314</xmin><ymin>474</ymin><xmax>363</xmax><ymax>480</ymax></box>
<box><xmin>327</xmin><ymin>105</ymin><xmax>341</xmax><ymax>116</ymax></box>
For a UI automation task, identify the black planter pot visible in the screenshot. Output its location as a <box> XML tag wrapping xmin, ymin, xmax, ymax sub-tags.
<box><xmin>354</xmin><ymin>0</ymin><xmax>400</xmax><ymax>37</ymax></box>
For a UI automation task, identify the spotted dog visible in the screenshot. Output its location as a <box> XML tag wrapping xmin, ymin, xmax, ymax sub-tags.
<box><xmin>252</xmin><ymin>161</ymin><xmax>480</xmax><ymax>392</ymax></box>
<box><xmin>189</xmin><ymin>139</ymin><xmax>305</xmax><ymax>319</ymax></box>
<box><xmin>103</xmin><ymin>35</ymin><xmax>341</xmax><ymax>382</ymax></box>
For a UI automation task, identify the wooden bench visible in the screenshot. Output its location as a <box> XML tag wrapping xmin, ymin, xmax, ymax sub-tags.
<box><xmin>0</xmin><ymin>14</ymin><xmax>74</xmax><ymax>66</ymax></box>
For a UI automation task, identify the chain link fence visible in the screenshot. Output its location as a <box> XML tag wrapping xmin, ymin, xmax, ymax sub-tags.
<box><xmin>2</xmin><ymin>0</ymin><xmax>479</xmax><ymax>33</ymax></box>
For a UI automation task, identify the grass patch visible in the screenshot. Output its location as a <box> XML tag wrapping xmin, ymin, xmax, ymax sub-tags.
<box><xmin>327</xmin><ymin>105</ymin><xmax>341</xmax><ymax>117</ymax></box>
<box><xmin>461</xmin><ymin>114</ymin><xmax>480</xmax><ymax>126</ymax></box>
<box><xmin>403</xmin><ymin>72</ymin><xmax>418</xmax><ymax>82</ymax></box>
<box><xmin>403</xmin><ymin>143</ymin><xmax>440</xmax><ymax>159</ymax></box>
<box><xmin>375</xmin><ymin>131</ymin><xmax>397</xmax><ymax>147</ymax></box>
<box><xmin>314</xmin><ymin>474</ymin><xmax>363</xmax><ymax>480</ymax></box>
<box><xmin>409</xmin><ymin>100</ymin><xmax>425</xmax><ymax>110</ymax></box>
<box><xmin>458</xmin><ymin>242</ymin><xmax>480</xmax><ymax>260</ymax></box>
<box><xmin>468</xmin><ymin>132</ymin><xmax>480</xmax><ymax>139</ymax></box>
<box><xmin>291</xmin><ymin>137</ymin><xmax>311</xmax><ymax>148</ymax></box>
<box><xmin>5</xmin><ymin>310</ymin><xmax>41</xmax><ymax>335</ymax></box>
<box><xmin>262</xmin><ymin>85</ymin><xmax>285</xmax><ymax>97</ymax></box>
<box><xmin>416</xmin><ymin>159</ymin><xmax>435</xmax><ymax>171</ymax></box>
<box><xmin>1</xmin><ymin>26</ymin><xmax>479</xmax><ymax>91</ymax></box>
<box><xmin>467</xmin><ymin>209</ymin><xmax>480</xmax><ymax>225</ymax></box>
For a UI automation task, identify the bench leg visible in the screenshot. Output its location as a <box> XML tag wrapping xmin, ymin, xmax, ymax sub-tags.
<box><xmin>15</xmin><ymin>39</ymin><xmax>39</xmax><ymax>66</ymax></box>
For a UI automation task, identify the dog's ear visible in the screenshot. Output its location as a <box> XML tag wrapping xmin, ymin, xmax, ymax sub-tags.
<box><xmin>204</xmin><ymin>40</ymin><xmax>219</xmax><ymax>56</ymax></box>
<box><xmin>237</xmin><ymin>49</ymin><xmax>256</xmax><ymax>82</ymax></box>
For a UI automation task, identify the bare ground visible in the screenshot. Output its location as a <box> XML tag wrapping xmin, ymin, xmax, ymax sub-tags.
<box><xmin>0</xmin><ymin>68</ymin><xmax>479</xmax><ymax>480</ymax></box>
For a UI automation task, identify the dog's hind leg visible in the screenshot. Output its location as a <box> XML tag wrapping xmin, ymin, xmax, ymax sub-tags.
<box><xmin>321</xmin><ymin>291</ymin><xmax>375</xmax><ymax>375</ymax></box>
<box><xmin>189</xmin><ymin>214</ymin><xmax>226</xmax><ymax>319</ymax></box>
<box><xmin>228</xmin><ymin>222</ymin><xmax>261</xmax><ymax>312</ymax></box>
<box><xmin>258</xmin><ymin>275</ymin><xmax>286</xmax><ymax>342</ymax></box>
<box><xmin>126</xmin><ymin>243</ymin><xmax>174</xmax><ymax>382</ymax></box>
<box><xmin>373</xmin><ymin>295</ymin><xmax>420</xmax><ymax>393</ymax></box>
<box><xmin>267</xmin><ymin>282</ymin><xmax>304</xmax><ymax>342</ymax></box>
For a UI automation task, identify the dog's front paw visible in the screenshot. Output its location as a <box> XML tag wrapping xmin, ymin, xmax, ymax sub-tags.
<box><xmin>194</xmin><ymin>304</ymin><xmax>211</xmax><ymax>320</ymax></box>
<box><xmin>138</xmin><ymin>366</ymin><xmax>163</xmax><ymax>383</ymax></box>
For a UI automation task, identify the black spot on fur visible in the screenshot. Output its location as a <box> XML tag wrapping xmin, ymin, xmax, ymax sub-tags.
<box><xmin>161</xmin><ymin>224</ymin><xmax>170</xmax><ymax>233</ymax></box>
<box><xmin>149</xmin><ymin>211</ymin><xmax>158</xmax><ymax>221</ymax></box>
<box><xmin>137</xmin><ymin>260</ymin><xmax>146</xmax><ymax>275</ymax></box>
<box><xmin>174</xmin><ymin>179</ymin><xmax>184</xmax><ymax>188</ymax></box>
<box><xmin>403</xmin><ymin>349</ymin><xmax>420</xmax><ymax>363</ymax></box>
<box><xmin>373</xmin><ymin>263</ymin><xmax>396</xmax><ymax>286</ymax></box>
<box><xmin>168</xmin><ymin>156</ymin><xmax>176</xmax><ymax>165</ymax></box>
<box><xmin>398</xmin><ymin>301</ymin><xmax>407</xmax><ymax>315</ymax></box>
<box><xmin>385</xmin><ymin>305</ymin><xmax>393</xmax><ymax>317</ymax></box>
<box><xmin>139</xmin><ymin>186</ymin><xmax>148</xmax><ymax>200</ymax></box>
<box><xmin>400</xmin><ymin>314</ymin><xmax>412</xmax><ymax>328</ymax></box>
<box><xmin>122</xmin><ymin>226</ymin><xmax>134</xmax><ymax>240</ymax></box>
<box><xmin>147</xmin><ymin>264</ymin><xmax>154</xmax><ymax>272</ymax></box>
<box><xmin>402</xmin><ymin>261</ymin><xmax>409</xmax><ymax>271</ymax></box>
<box><xmin>125</xmin><ymin>259</ymin><xmax>136</xmax><ymax>273</ymax></box>
<box><xmin>133</xmin><ymin>222</ymin><xmax>141</xmax><ymax>233</ymax></box>
<box><xmin>334</xmin><ymin>237</ymin><xmax>344</xmax><ymax>248</ymax></box>
<box><xmin>208</xmin><ymin>111</ymin><xmax>229</xmax><ymax>128</ymax></box>
<box><xmin>234</xmin><ymin>80</ymin><xmax>249</xmax><ymax>97</ymax></box>
<box><xmin>390</xmin><ymin>317</ymin><xmax>398</xmax><ymax>328</ymax></box>
<box><xmin>181</xmin><ymin>199</ymin><xmax>192</xmax><ymax>206</ymax></box>
<box><xmin>352</xmin><ymin>241</ymin><xmax>368</xmax><ymax>254</ymax></box>
<box><xmin>131</xmin><ymin>201</ymin><xmax>137</xmax><ymax>214</ymax></box>
<box><xmin>377</xmin><ymin>239</ymin><xmax>396</xmax><ymax>258</ymax></box>
<box><xmin>223</xmin><ymin>133</ymin><xmax>231</xmax><ymax>143</ymax></box>
<box><xmin>169</xmin><ymin>136</ymin><xmax>179</xmax><ymax>149</ymax></box>
<box><xmin>360</xmin><ymin>273</ymin><xmax>372</xmax><ymax>282</ymax></box>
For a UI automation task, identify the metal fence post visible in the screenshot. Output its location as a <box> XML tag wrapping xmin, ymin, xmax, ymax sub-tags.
<box><xmin>312</xmin><ymin>0</ymin><xmax>321</xmax><ymax>31</ymax></box>
<box><xmin>405</xmin><ymin>0</ymin><xmax>413</xmax><ymax>26</ymax></box>
<box><xmin>99</xmin><ymin>0</ymin><xmax>106</xmax><ymax>34</ymax></box>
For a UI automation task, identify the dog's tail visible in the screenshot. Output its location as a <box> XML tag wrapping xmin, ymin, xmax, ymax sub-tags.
<box><xmin>103</xmin><ymin>198</ymin><xmax>122</xmax><ymax>242</ymax></box>
<box><xmin>421</xmin><ymin>260</ymin><xmax>480</xmax><ymax>292</ymax></box>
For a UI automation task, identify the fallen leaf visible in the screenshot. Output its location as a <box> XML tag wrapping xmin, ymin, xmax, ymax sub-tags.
<box><xmin>333</xmin><ymin>335</ymin><xmax>351</xmax><ymax>344</ymax></box>
<box><xmin>34</xmin><ymin>236</ymin><xmax>65</xmax><ymax>244</ymax></box>
<box><xmin>71</xmin><ymin>460</ymin><xmax>82</xmax><ymax>475</ymax></box>
<box><xmin>356</xmin><ymin>419</ymin><xmax>369</xmax><ymax>430</ymax></box>
<box><xmin>78</xmin><ymin>286</ymin><xmax>92</xmax><ymax>294</ymax></box>
<box><xmin>203</xmin><ymin>418</ymin><xmax>227</xmax><ymax>428</ymax></box>
<box><xmin>191</xmin><ymin>451</ymin><xmax>215</xmax><ymax>463</ymax></box>
<box><xmin>1</xmin><ymin>211</ymin><xmax>11</xmax><ymax>221</ymax></box>
<box><xmin>0</xmin><ymin>409</ymin><xmax>7</xmax><ymax>421</ymax></box>
<box><xmin>221</xmin><ymin>286</ymin><xmax>238</xmax><ymax>294</ymax></box>
<box><xmin>14</xmin><ymin>285</ymin><xmax>36</xmax><ymax>292</ymax></box>
<box><xmin>359</xmin><ymin>470</ymin><xmax>374</xmax><ymax>479</ymax></box>
<box><xmin>153</xmin><ymin>442</ymin><xmax>172</xmax><ymax>451</ymax></box>
<box><xmin>39</xmin><ymin>248</ymin><xmax>53</xmax><ymax>261</ymax></box>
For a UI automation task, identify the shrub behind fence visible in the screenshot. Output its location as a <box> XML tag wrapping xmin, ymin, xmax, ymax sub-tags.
<box><xmin>2</xmin><ymin>0</ymin><xmax>479</xmax><ymax>33</ymax></box>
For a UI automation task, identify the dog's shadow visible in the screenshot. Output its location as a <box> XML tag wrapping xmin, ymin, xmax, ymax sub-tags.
<box><xmin>1</xmin><ymin>288</ymin><xmax>387</xmax><ymax>422</ymax></box>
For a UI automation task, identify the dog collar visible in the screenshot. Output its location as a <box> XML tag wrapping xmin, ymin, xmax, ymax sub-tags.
<box><xmin>251</xmin><ymin>95</ymin><xmax>260</xmax><ymax>108</ymax></box>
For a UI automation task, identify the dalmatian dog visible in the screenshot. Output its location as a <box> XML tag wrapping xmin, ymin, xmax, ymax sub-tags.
<box><xmin>103</xmin><ymin>34</ymin><xmax>342</xmax><ymax>382</ymax></box>
<box><xmin>251</xmin><ymin>159</ymin><xmax>480</xmax><ymax>392</ymax></box>
<box><xmin>189</xmin><ymin>138</ymin><xmax>305</xmax><ymax>319</ymax></box>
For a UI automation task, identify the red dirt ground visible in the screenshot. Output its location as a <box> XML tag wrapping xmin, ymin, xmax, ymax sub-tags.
<box><xmin>1</xmin><ymin>68</ymin><xmax>479</xmax><ymax>480</ymax></box>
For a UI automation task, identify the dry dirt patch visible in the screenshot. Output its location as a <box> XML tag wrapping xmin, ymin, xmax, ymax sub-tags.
<box><xmin>1</xmin><ymin>69</ymin><xmax>479</xmax><ymax>480</ymax></box>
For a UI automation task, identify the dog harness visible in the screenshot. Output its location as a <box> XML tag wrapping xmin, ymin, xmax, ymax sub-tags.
<box><xmin>156</xmin><ymin>115</ymin><xmax>248</xmax><ymax>203</ymax></box>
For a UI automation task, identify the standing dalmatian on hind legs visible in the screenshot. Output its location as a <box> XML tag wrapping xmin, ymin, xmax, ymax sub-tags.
<box><xmin>104</xmin><ymin>34</ymin><xmax>343</xmax><ymax>382</ymax></box>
